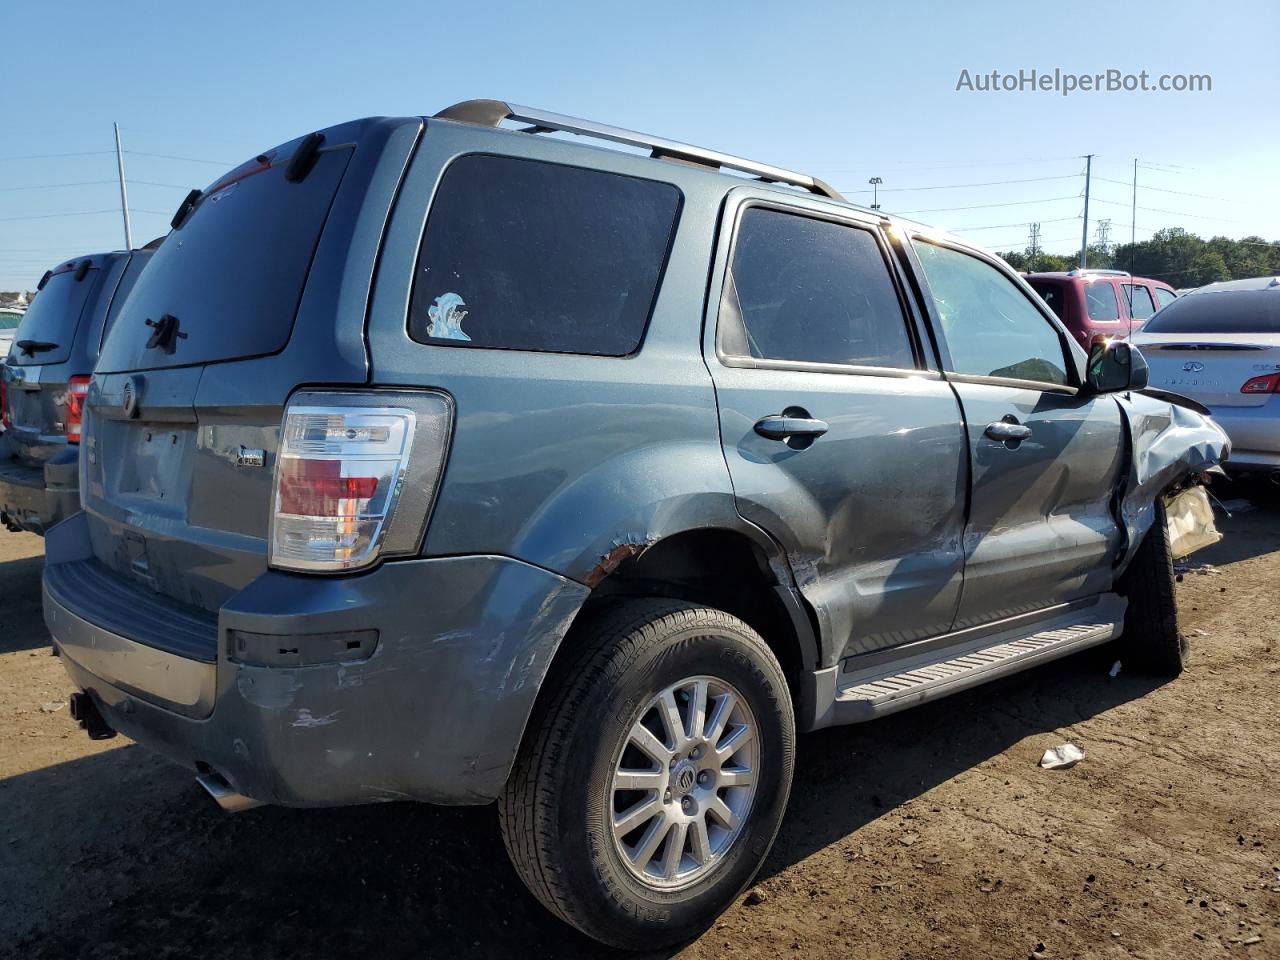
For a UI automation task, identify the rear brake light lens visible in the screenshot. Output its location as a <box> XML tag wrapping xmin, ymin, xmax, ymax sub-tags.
<box><xmin>65</xmin><ymin>375</ymin><xmax>90</xmax><ymax>442</ymax></box>
<box><xmin>269</xmin><ymin>391</ymin><xmax>453</xmax><ymax>573</ymax></box>
<box><xmin>1240</xmin><ymin>373</ymin><xmax>1280</xmax><ymax>394</ymax></box>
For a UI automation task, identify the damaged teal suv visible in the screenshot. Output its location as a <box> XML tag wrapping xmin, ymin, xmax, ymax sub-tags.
<box><xmin>43</xmin><ymin>100</ymin><xmax>1228</xmax><ymax>950</ymax></box>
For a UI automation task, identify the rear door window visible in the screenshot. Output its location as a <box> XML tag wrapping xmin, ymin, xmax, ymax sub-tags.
<box><xmin>1123</xmin><ymin>283</ymin><xmax>1157</xmax><ymax>319</ymax></box>
<box><xmin>1154</xmin><ymin>287</ymin><xmax>1177</xmax><ymax>309</ymax></box>
<box><xmin>8</xmin><ymin>268</ymin><xmax>97</xmax><ymax>367</ymax></box>
<box><xmin>95</xmin><ymin>148</ymin><xmax>352</xmax><ymax>373</ymax></box>
<box><xmin>408</xmin><ymin>155</ymin><xmax>681</xmax><ymax>356</ymax></box>
<box><xmin>1085</xmin><ymin>281</ymin><xmax>1121</xmax><ymax>321</ymax></box>
<box><xmin>717</xmin><ymin>207</ymin><xmax>916</xmax><ymax>369</ymax></box>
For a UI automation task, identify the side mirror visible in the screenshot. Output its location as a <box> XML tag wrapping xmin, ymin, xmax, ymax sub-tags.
<box><xmin>1086</xmin><ymin>339</ymin><xmax>1149</xmax><ymax>393</ymax></box>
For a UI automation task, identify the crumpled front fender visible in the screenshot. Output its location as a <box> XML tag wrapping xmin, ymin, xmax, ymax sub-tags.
<box><xmin>1115</xmin><ymin>392</ymin><xmax>1230</xmax><ymax>572</ymax></box>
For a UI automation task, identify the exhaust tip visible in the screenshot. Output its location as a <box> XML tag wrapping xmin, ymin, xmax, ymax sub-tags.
<box><xmin>196</xmin><ymin>771</ymin><xmax>264</xmax><ymax>813</ymax></box>
<box><xmin>1269</xmin><ymin>470</ymin><xmax>1280</xmax><ymax>487</ymax></box>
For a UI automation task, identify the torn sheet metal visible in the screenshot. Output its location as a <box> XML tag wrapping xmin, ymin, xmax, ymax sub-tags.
<box><xmin>1165</xmin><ymin>485</ymin><xmax>1222</xmax><ymax>560</ymax></box>
<box><xmin>1115</xmin><ymin>393</ymin><xmax>1230</xmax><ymax>572</ymax></box>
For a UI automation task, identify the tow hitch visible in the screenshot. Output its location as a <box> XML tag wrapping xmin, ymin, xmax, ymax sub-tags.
<box><xmin>68</xmin><ymin>692</ymin><xmax>116</xmax><ymax>741</ymax></box>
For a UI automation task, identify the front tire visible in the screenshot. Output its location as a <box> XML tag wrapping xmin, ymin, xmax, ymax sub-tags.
<box><xmin>499</xmin><ymin>599</ymin><xmax>795</xmax><ymax>950</ymax></box>
<box><xmin>1117</xmin><ymin>497</ymin><xmax>1187</xmax><ymax>676</ymax></box>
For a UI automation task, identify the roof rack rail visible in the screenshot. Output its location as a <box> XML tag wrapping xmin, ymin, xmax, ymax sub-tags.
<box><xmin>432</xmin><ymin>99</ymin><xmax>845</xmax><ymax>202</ymax></box>
<box><xmin>1067</xmin><ymin>268</ymin><xmax>1131</xmax><ymax>277</ymax></box>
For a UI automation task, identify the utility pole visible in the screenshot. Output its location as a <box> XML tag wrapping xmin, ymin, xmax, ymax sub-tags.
<box><xmin>113</xmin><ymin>122</ymin><xmax>133</xmax><ymax>250</ymax></box>
<box><xmin>1130</xmin><ymin>158</ymin><xmax>1138</xmax><ymax>252</ymax></box>
<box><xmin>868</xmin><ymin>176</ymin><xmax>882</xmax><ymax>211</ymax></box>
<box><xmin>1079</xmin><ymin>153</ymin><xmax>1094</xmax><ymax>269</ymax></box>
<box><xmin>1028</xmin><ymin>222</ymin><xmax>1042</xmax><ymax>270</ymax></box>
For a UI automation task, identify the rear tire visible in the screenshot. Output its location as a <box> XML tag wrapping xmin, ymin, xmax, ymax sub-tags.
<box><xmin>499</xmin><ymin>599</ymin><xmax>795</xmax><ymax>951</ymax></box>
<box><xmin>1117</xmin><ymin>498</ymin><xmax>1186</xmax><ymax>676</ymax></box>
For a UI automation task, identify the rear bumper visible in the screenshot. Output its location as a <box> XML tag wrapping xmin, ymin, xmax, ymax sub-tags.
<box><xmin>0</xmin><ymin>445</ymin><xmax>79</xmax><ymax>534</ymax></box>
<box><xmin>1205</xmin><ymin>400</ymin><xmax>1280</xmax><ymax>470</ymax></box>
<box><xmin>43</xmin><ymin>513</ymin><xmax>589</xmax><ymax>806</ymax></box>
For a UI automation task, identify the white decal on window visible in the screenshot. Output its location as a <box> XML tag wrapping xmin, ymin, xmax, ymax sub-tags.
<box><xmin>427</xmin><ymin>292</ymin><xmax>471</xmax><ymax>342</ymax></box>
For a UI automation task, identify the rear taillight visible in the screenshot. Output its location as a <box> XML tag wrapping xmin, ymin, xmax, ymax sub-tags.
<box><xmin>1240</xmin><ymin>373</ymin><xmax>1280</xmax><ymax>394</ymax></box>
<box><xmin>65</xmin><ymin>375</ymin><xmax>90</xmax><ymax>442</ymax></box>
<box><xmin>269</xmin><ymin>391</ymin><xmax>453</xmax><ymax>573</ymax></box>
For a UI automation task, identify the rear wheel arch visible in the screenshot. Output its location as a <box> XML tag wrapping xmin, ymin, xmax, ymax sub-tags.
<box><xmin>531</xmin><ymin>528</ymin><xmax>820</xmax><ymax>735</ymax></box>
<box><xmin>583</xmin><ymin>528</ymin><xmax>820</xmax><ymax>684</ymax></box>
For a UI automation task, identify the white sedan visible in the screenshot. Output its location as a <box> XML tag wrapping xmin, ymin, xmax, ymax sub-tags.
<box><xmin>1133</xmin><ymin>276</ymin><xmax>1280</xmax><ymax>481</ymax></box>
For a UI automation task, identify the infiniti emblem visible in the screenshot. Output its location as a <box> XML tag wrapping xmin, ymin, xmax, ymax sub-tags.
<box><xmin>1182</xmin><ymin>361</ymin><xmax>1205</xmax><ymax>373</ymax></box>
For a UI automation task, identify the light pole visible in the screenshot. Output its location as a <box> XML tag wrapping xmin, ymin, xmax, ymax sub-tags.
<box><xmin>868</xmin><ymin>176</ymin><xmax>882</xmax><ymax>210</ymax></box>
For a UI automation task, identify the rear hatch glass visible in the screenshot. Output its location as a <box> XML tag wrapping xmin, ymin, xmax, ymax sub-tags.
<box><xmin>1143</xmin><ymin>290</ymin><xmax>1280</xmax><ymax>334</ymax></box>
<box><xmin>95</xmin><ymin>148</ymin><xmax>352</xmax><ymax>373</ymax></box>
<box><xmin>1027</xmin><ymin>279</ymin><xmax>1067</xmax><ymax>320</ymax></box>
<box><xmin>8</xmin><ymin>267</ymin><xmax>96</xmax><ymax>367</ymax></box>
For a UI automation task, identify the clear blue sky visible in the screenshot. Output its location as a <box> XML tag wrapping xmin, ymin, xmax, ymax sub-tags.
<box><xmin>1</xmin><ymin>0</ymin><xmax>1276</xmax><ymax>289</ymax></box>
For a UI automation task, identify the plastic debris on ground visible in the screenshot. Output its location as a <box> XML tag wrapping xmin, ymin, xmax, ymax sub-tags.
<box><xmin>1039</xmin><ymin>744</ymin><xmax>1085</xmax><ymax>770</ymax></box>
<box><xmin>1108</xmin><ymin>660</ymin><xmax>1122</xmax><ymax>678</ymax></box>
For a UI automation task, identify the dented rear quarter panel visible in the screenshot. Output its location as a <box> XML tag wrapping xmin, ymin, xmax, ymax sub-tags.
<box><xmin>367</xmin><ymin>120</ymin><xmax>759</xmax><ymax>583</ymax></box>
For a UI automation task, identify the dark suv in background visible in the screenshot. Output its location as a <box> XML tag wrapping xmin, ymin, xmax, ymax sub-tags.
<box><xmin>1026</xmin><ymin>269</ymin><xmax>1177</xmax><ymax>347</ymax></box>
<box><xmin>0</xmin><ymin>244</ymin><xmax>155</xmax><ymax>533</ymax></box>
<box><xmin>40</xmin><ymin>101</ymin><xmax>1226</xmax><ymax>950</ymax></box>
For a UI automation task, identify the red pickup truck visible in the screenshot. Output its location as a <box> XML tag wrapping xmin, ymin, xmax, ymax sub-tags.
<box><xmin>1025</xmin><ymin>270</ymin><xmax>1177</xmax><ymax>347</ymax></box>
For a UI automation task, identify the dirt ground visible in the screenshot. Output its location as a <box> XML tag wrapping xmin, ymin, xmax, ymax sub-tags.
<box><xmin>1</xmin><ymin>489</ymin><xmax>1277</xmax><ymax>960</ymax></box>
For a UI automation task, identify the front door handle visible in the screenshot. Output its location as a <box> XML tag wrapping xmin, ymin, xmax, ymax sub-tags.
<box><xmin>984</xmin><ymin>416</ymin><xmax>1032</xmax><ymax>445</ymax></box>
<box><xmin>754</xmin><ymin>414</ymin><xmax>830</xmax><ymax>443</ymax></box>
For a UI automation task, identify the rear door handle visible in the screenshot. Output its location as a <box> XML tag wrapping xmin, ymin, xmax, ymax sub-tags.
<box><xmin>754</xmin><ymin>415</ymin><xmax>830</xmax><ymax>442</ymax></box>
<box><xmin>984</xmin><ymin>417</ymin><xmax>1032</xmax><ymax>444</ymax></box>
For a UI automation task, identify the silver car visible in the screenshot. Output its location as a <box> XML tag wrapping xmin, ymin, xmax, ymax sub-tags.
<box><xmin>1134</xmin><ymin>276</ymin><xmax>1280</xmax><ymax>481</ymax></box>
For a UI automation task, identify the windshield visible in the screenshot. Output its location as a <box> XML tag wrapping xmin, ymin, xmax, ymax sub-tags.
<box><xmin>7</xmin><ymin>269</ymin><xmax>96</xmax><ymax>366</ymax></box>
<box><xmin>1143</xmin><ymin>290</ymin><xmax>1280</xmax><ymax>334</ymax></box>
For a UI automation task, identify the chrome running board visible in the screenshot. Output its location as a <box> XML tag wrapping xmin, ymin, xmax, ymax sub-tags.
<box><xmin>806</xmin><ymin>594</ymin><xmax>1126</xmax><ymax>727</ymax></box>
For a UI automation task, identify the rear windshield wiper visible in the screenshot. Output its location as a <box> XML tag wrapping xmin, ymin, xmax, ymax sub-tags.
<box><xmin>15</xmin><ymin>339</ymin><xmax>58</xmax><ymax>356</ymax></box>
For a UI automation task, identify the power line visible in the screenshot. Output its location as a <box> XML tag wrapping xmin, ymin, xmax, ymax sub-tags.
<box><xmin>819</xmin><ymin>155</ymin><xmax>1078</xmax><ymax>173</ymax></box>
<box><xmin>0</xmin><ymin>208</ymin><xmax>173</xmax><ymax>224</ymax></box>
<box><xmin>0</xmin><ymin>150</ymin><xmax>115</xmax><ymax>162</ymax></box>
<box><xmin>1089</xmin><ymin>197</ymin><xmax>1240</xmax><ymax>223</ymax></box>
<box><xmin>841</xmin><ymin>173</ymin><xmax>1080</xmax><ymax>195</ymax></box>
<box><xmin>125</xmin><ymin>150</ymin><xmax>232</xmax><ymax>166</ymax></box>
<box><xmin>897</xmin><ymin>195</ymin><xmax>1079</xmax><ymax>215</ymax></box>
<box><xmin>1092</xmin><ymin>175</ymin><xmax>1231</xmax><ymax>202</ymax></box>
<box><xmin>0</xmin><ymin>180</ymin><xmax>118</xmax><ymax>192</ymax></box>
<box><xmin>951</xmin><ymin>215</ymin><xmax>1080</xmax><ymax>233</ymax></box>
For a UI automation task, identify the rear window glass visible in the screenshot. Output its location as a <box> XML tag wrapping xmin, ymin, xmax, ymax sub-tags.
<box><xmin>1027</xmin><ymin>281</ymin><xmax>1066</xmax><ymax>319</ymax></box>
<box><xmin>408</xmin><ymin>155</ymin><xmax>681</xmax><ymax>356</ymax></box>
<box><xmin>1142</xmin><ymin>290</ymin><xmax>1280</xmax><ymax>334</ymax></box>
<box><xmin>1085</xmin><ymin>281</ymin><xmax>1120</xmax><ymax>321</ymax></box>
<box><xmin>1123</xmin><ymin>283</ymin><xmax>1157</xmax><ymax>319</ymax></box>
<box><xmin>96</xmin><ymin>148</ymin><xmax>351</xmax><ymax>373</ymax></box>
<box><xmin>8</xmin><ymin>269</ymin><xmax>96</xmax><ymax>367</ymax></box>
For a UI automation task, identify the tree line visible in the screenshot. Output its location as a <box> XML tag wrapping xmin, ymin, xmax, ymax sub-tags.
<box><xmin>997</xmin><ymin>227</ymin><xmax>1280</xmax><ymax>289</ymax></box>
